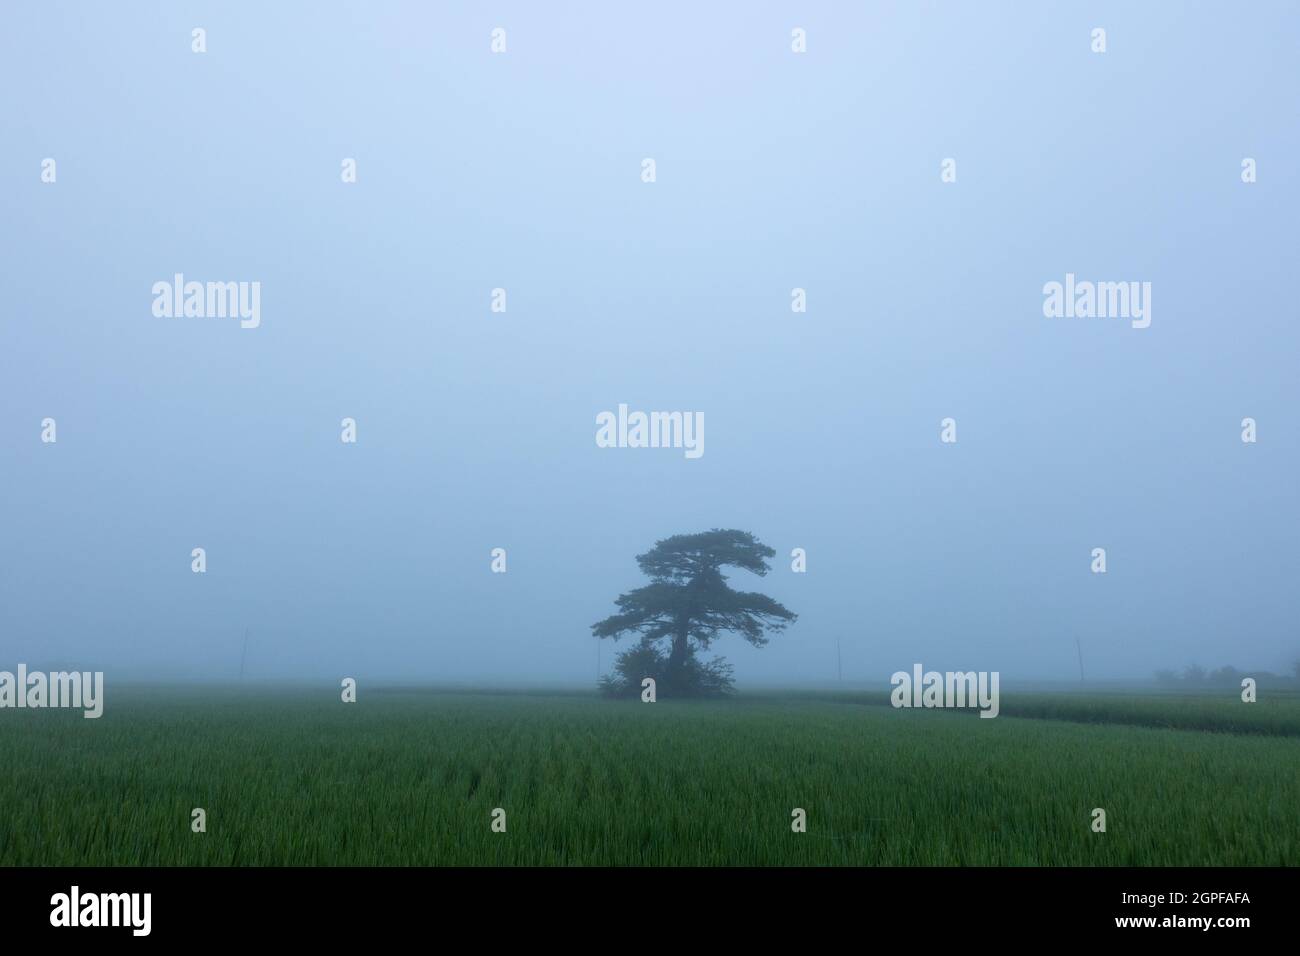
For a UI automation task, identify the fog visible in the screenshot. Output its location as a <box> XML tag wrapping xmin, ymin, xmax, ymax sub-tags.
<box><xmin>3</xmin><ymin>3</ymin><xmax>1297</xmax><ymax>686</ymax></box>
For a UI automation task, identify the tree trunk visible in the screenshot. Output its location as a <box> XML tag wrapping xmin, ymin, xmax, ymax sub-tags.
<box><xmin>667</xmin><ymin>625</ymin><xmax>689</xmax><ymax>682</ymax></box>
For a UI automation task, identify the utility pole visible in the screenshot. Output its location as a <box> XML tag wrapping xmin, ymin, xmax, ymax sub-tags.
<box><xmin>239</xmin><ymin>627</ymin><xmax>249</xmax><ymax>682</ymax></box>
<box><xmin>1075</xmin><ymin>636</ymin><xmax>1085</xmax><ymax>683</ymax></box>
<box><xmin>837</xmin><ymin>639</ymin><xmax>843</xmax><ymax>683</ymax></box>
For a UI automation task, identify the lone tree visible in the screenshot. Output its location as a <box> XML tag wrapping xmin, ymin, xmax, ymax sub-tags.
<box><xmin>593</xmin><ymin>529</ymin><xmax>796</xmax><ymax>697</ymax></box>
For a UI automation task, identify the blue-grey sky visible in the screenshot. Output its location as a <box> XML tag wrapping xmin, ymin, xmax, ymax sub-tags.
<box><xmin>2</xmin><ymin>2</ymin><xmax>1297</xmax><ymax>683</ymax></box>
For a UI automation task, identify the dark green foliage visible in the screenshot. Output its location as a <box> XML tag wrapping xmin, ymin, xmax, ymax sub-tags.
<box><xmin>598</xmin><ymin>640</ymin><xmax>735</xmax><ymax>698</ymax></box>
<box><xmin>592</xmin><ymin>529</ymin><xmax>795</xmax><ymax>697</ymax></box>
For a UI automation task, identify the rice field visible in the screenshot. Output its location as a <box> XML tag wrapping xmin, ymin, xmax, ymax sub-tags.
<box><xmin>1</xmin><ymin>685</ymin><xmax>1297</xmax><ymax>866</ymax></box>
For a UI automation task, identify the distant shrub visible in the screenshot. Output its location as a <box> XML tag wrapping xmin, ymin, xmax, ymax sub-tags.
<box><xmin>599</xmin><ymin>642</ymin><xmax>735</xmax><ymax>699</ymax></box>
<box><xmin>1208</xmin><ymin>665</ymin><xmax>1242</xmax><ymax>685</ymax></box>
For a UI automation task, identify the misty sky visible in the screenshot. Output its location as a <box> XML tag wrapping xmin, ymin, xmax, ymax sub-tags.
<box><xmin>2</xmin><ymin>2</ymin><xmax>1297</xmax><ymax>684</ymax></box>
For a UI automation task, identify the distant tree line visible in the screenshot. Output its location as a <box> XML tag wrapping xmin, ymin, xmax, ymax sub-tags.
<box><xmin>1155</xmin><ymin>661</ymin><xmax>1300</xmax><ymax>686</ymax></box>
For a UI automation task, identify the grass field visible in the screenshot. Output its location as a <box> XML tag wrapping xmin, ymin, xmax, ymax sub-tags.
<box><xmin>2</xmin><ymin>685</ymin><xmax>1297</xmax><ymax>866</ymax></box>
